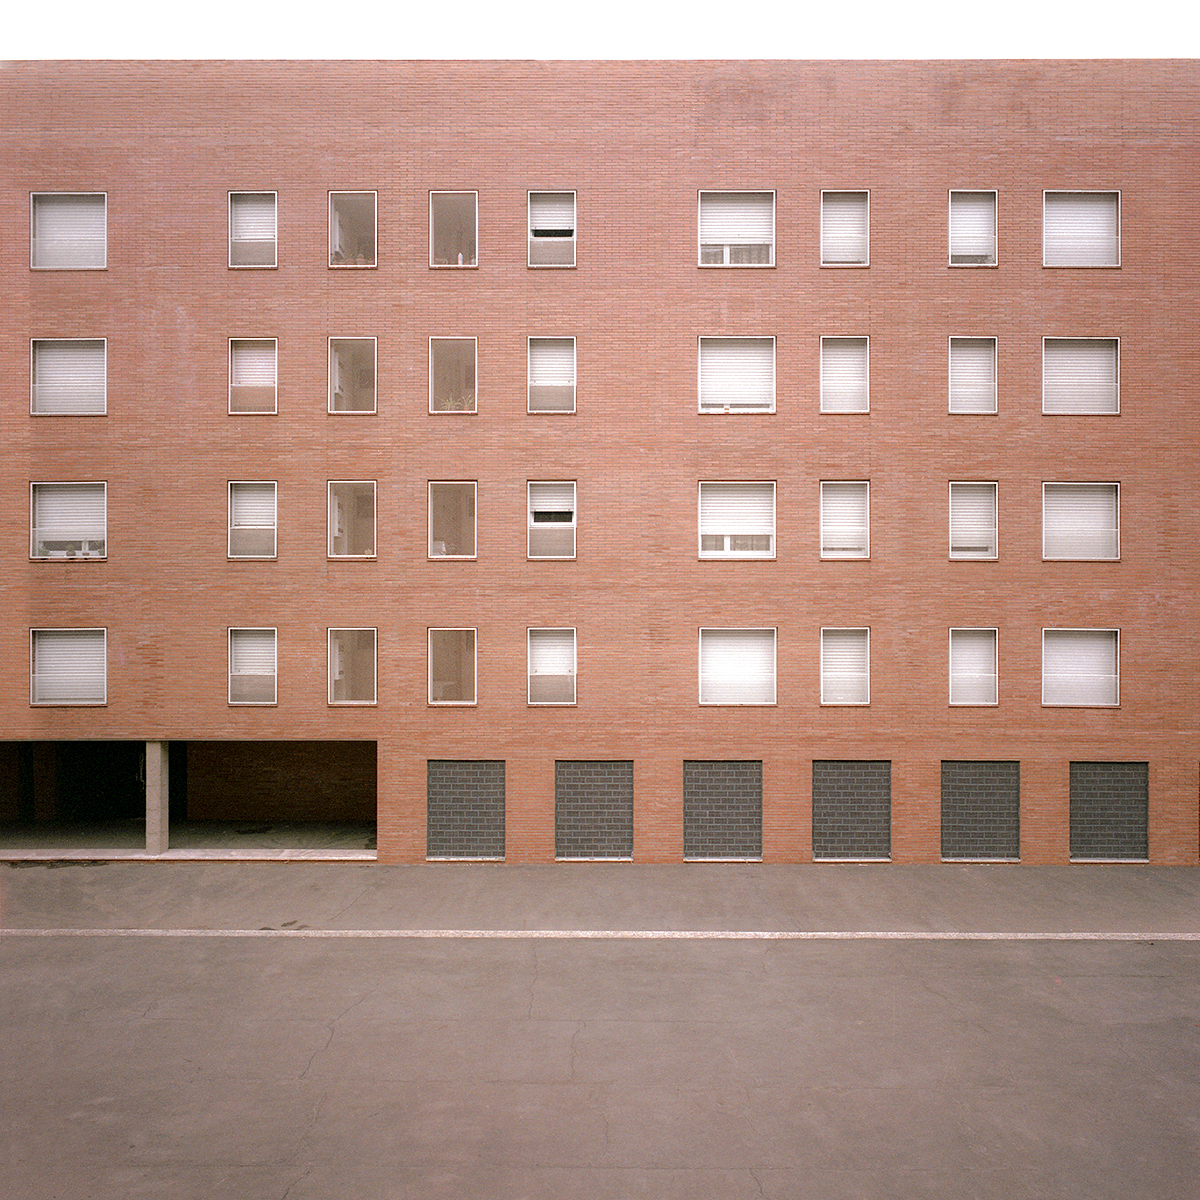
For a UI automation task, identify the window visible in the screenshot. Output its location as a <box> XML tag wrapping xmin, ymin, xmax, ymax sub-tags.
<box><xmin>949</xmin><ymin>628</ymin><xmax>998</xmax><ymax>705</ymax></box>
<box><xmin>1042</xmin><ymin>629</ymin><xmax>1118</xmax><ymax>706</ymax></box>
<box><xmin>31</xmin><ymin>339</ymin><xmax>106</xmax><ymax>416</ymax></box>
<box><xmin>698</xmin><ymin>191</ymin><xmax>774</xmax><ymax>267</ymax></box>
<box><xmin>328</xmin><ymin>338</ymin><xmax>376</xmax><ymax>413</ymax></box>
<box><xmin>949</xmin><ymin>482</ymin><xmax>997</xmax><ymax>559</ymax></box>
<box><xmin>820</xmin><ymin>482</ymin><xmax>869</xmax><ymax>558</ymax></box>
<box><xmin>820</xmin><ymin>337</ymin><xmax>869</xmax><ymax>413</ymax></box>
<box><xmin>1043</xmin><ymin>191</ymin><xmax>1119</xmax><ymax>267</ymax></box>
<box><xmin>328</xmin><ymin>192</ymin><xmax>376</xmax><ymax>267</ymax></box>
<box><xmin>229</xmin><ymin>339</ymin><xmax>277</xmax><ymax>414</ymax></box>
<box><xmin>528</xmin><ymin>191</ymin><xmax>575</xmax><ymax>267</ymax></box>
<box><xmin>528</xmin><ymin>337</ymin><xmax>576</xmax><ymax>413</ymax></box>
<box><xmin>429</xmin><ymin>628</ymin><xmax>477</xmax><ymax>704</ymax></box>
<box><xmin>948</xmin><ymin>338</ymin><xmax>997</xmax><ymax>414</ymax></box>
<box><xmin>698</xmin><ymin>482</ymin><xmax>775</xmax><ymax>558</ymax></box>
<box><xmin>429</xmin><ymin>482</ymin><xmax>477</xmax><ymax>558</ymax></box>
<box><xmin>699</xmin><ymin>628</ymin><xmax>776</xmax><ymax>705</ymax></box>
<box><xmin>31</xmin><ymin>628</ymin><xmax>106</xmax><ymax>705</ymax></box>
<box><xmin>528</xmin><ymin>628</ymin><xmax>577</xmax><ymax>705</ymax></box>
<box><xmin>31</xmin><ymin>482</ymin><xmax>106</xmax><ymax>559</ymax></box>
<box><xmin>328</xmin><ymin>482</ymin><xmax>376</xmax><ymax>558</ymax></box>
<box><xmin>429</xmin><ymin>337</ymin><xmax>477</xmax><ymax>413</ymax></box>
<box><xmin>229</xmin><ymin>628</ymin><xmax>277</xmax><ymax>704</ymax></box>
<box><xmin>31</xmin><ymin>193</ymin><xmax>106</xmax><ymax>270</ymax></box>
<box><xmin>430</xmin><ymin>191</ymin><xmax>477</xmax><ymax>267</ymax></box>
<box><xmin>821</xmin><ymin>628</ymin><xmax>869</xmax><ymax>705</ymax></box>
<box><xmin>528</xmin><ymin>482</ymin><xmax>576</xmax><ymax>559</ymax></box>
<box><xmin>1043</xmin><ymin>338</ymin><xmax>1119</xmax><ymax>414</ymax></box>
<box><xmin>1043</xmin><ymin>483</ymin><xmax>1119</xmax><ymax>560</ymax></box>
<box><xmin>228</xmin><ymin>192</ymin><xmax>277</xmax><ymax>267</ymax></box>
<box><xmin>698</xmin><ymin>337</ymin><xmax>775</xmax><ymax>413</ymax></box>
<box><xmin>328</xmin><ymin>628</ymin><xmax>377</xmax><ymax>704</ymax></box>
<box><xmin>949</xmin><ymin>190</ymin><xmax>997</xmax><ymax>266</ymax></box>
<box><xmin>228</xmin><ymin>482</ymin><xmax>276</xmax><ymax>558</ymax></box>
<box><xmin>821</xmin><ymin>191</ymin><xmax>869</xmax><ymax>266</ymax></box>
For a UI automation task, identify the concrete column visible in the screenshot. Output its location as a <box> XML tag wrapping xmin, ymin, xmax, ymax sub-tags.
<box><xmin>145</xmin><ymin>741</ymin><xmax>169</xmax><ymax>855</ymax></box>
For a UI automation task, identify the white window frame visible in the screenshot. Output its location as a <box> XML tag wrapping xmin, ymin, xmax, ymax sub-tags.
<box><xmin>528</xmin><ymin>481</ymin><xmax>577</xmax><ymax>560</ymax></box>
<box><xmin>228</xmin><ymin>338</ymin><xmax>278</xmax><ymax>415</ymax></box>
<box><xmin>30</xmin><ymin>481</ymin><xmax>107</xmax><ymax>560</ymax></box>
<box><xmin>428</xmin><ymin>628</ymin><xmax>478</xmax><ymax>706</ymax></box>
<box><xmin>819</xmin><ymin>481</ymin><xmax>870</xmax><ymax>559</ymax></box>
<box><xmin>429</xmin><ymin>190</ymin><xmax>478</xmax><ymax>268</ymax></box>
<box><xmin>327</xmin><ymin>336</ymin><xmax>377</xmax><ymax>414</ymax></box>
<box><xmin>429</xmin><ymin>336</ymin><xmax>478</xmax><ymax>414</ymax></box>
<box><xmin>327</xmin><ymin>480</ymin><xmax>377</xmax><ymax>559</ymax></box>
<box><xmin>528</xmin><ymin>190</ymin><xmax>576</xmax><ymax>268</ymax></box>
<box><xmin>328</xmin><ymin>190</ymin><xmax>377</xmax><ymax>269</ymax></box>
<box><xmin>528</xmin><ymin>627</ymin><xmax>578</xmax><ymax>706</ymax></box>
<box><xmin>228</xmin><ymin>627</ymin><xmax>278</xmax><ymax>705</ymax></box>
<box><xmin>698</xmin><ymin>627</ymin><xmax>777</xmax><ymax>707</ymax></box>
<box><xmin>30</xmin><ymin>338</ymin><xmax>108</xmax><ymax>417</ymax></box>
<box><xmin>1042</xmin><ymin>483</ymin><xmax>1120</xmax><ymax>561</ymax></box>
<box><xmin>328</xmin><ymin>627</ymin><xmax>378</xmax><ymax>706</ymax></box>
<box><xmin>948</xmin><ymin>337</ymin><xmax>998</xmax><ymax>415</ymax></box>
<box><xmin>949</xmin><ymin>482</ymin><xmax>998</xmax><ymax>561</ymax></box>
<box><xmin>698</xmin><ymin>481</ymin><xmax>776</xmax><ymax>560</ymax></box>
<box><xmin>820</xmin><ymin>336</ymin><xmax>870</xmax><ymax>414</ymax></box>
<box><xmin>697</xmin><ymin>190</ymin><xmax>776</xmax><ymax>268</ymax></box>
<box><xmin>428</xmin><ymin>481</ymin><xmax>478</xmax><ymax>560</ymax></box>
<box><xmin>949</xmin><ymin>628</ymin><xmax>999</xmax><ymax>707</ymax></box>
<box><xmin>527</xmin><ymin>336</ymin><xmax>577</xmax><ymax>414</ymax></box>
<box><xmin>1042</xmin><ymin>337</ymin><xmax>1120</xmax><ymax>415</ymax></box>
<box><xmin>228</xmin><ymin>191</ymin><xmax>277</xmax><ymax>269</ymax></box>
<box><xmin>30</xmin><ymin>627</ymin><xmax>107</xmax><ymax>706</ymax></box>
<box><xmin>1043</xmin><ymin>190</ymin><xmax>1120</xmax><ymax>268</ymax></box>
<box><xmin>820</xmin><ymin>190</ymin><xmax>869</xmax><ymax>267</ymax></box>
<box><xmin>820</xmin><ymin>627</ymin><xmax>871</xmax><ymax>706</ymax></box>
<box><xmin>30</xmin><ymin>192</ymin><xmax>107</xmax><ymax>271</ymax></box>
<box><xmin>697</xmin><ymin>336</ymin><xmax>776</xmax><ymax>414</ymax></box>
<box><xmin>228</xmin><ymin>481</ymin><xmax>277</xmax><ymax>560</ymax></box>
<box><xmin>1042</xmin><ymin>629</ymin><xmax>1119</xmax><ymax>707</ymax></box>
<box><xmin>948</xmin><ymin>190</ymin><xmax>998</xmax><ymax>267</ymax></box>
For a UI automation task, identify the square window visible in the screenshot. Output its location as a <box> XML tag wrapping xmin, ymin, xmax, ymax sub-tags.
<box><xmin>1043</xmin><ymin>191</ymin><xmax>1119</xmax><ymax>267</ymax></box>
<box><xmin>328</xmin><ymin>481</ymin><xmax>376</xmax><ymax>558</ymax></box>
<box><xmin>328</xmin><ymin>338</ymin><xmax>376</xmax><ymax>413</ymax></box>
<box><xmin>819</xmin><ymin>482</ymin><xmax>869</xmax><ymax>558</ymax></box>
<box><xmin>31</xmin><ymin>339</ymin><xmax>107</xmax><ymax>416</ymax></box>
<box><xmin>1043</xmin><ymin>483</ymin><xmax>1119</xmax><ymax>560</ymax></box>
<box><xmin>699</xmin><ymin>481</ymin><xmax>775</xmax><ymax>558</ymax></box>
<box><xmin>328</xmin><ymin>628</ymin><xmax>377</xmax><ymax>704</ymax></box>
<box><xmin>228</xmin><ymin>628</ymin><xmax>277</xmax><ymax>705</ymax></box>
<box><xmin>229</xmin><ymin>192</ymin><xmax>277</xmax><ymax>268</ymax></box>
<box><xmin>528</xmin><ymin>628</ymin><xmax>577</xmax><ymax>705</ymax></box>
<box><xmin>949</xmin><ymin>482</ymin><xmax>997</xmax><ymax>559</ymax></box>
<box><xmin>949</xmin><ymin>628</ymin><xmax>998</xmax><ymax>705</ymax></box>
<box><xmin>948</xmin><ymin>337</ymin><xmax>997</xmax><ymax>414</ymax></box>
<box><xmin>430</xmin><ymin>191</ymin><xmax>477</xmax><ymax>267</ymax></box>
<box><xmin>820</xmin><ymin>337</ymin><xmax>869</xmax><ymax>413</ymax></box>
<box><xmin>228</xmin><ymin>481</ymin><xmax>277</xmax><ymax>558</ymax></box>
<box><xmin>1042</xmin><ymin>629</ymin><xmax>1119</xmax><ymax>706</ymax></box>
<box><xmin>698</xmin><ymin>191</ymin><xmax>774</xmax><ymax>267</ymax></box>
<box><xmin>31</xmin><ymin>482</ymin><xmax>106</xmax><ymax>559</ymax></box>
<box><xmin>820</xmin><ymin>628</ymin><xmax>869</xmax><ymax>705</ymax></box>
<box><xmin>821</xmin><ymin>191</ymin><xmax>869</xmax><ymax>266</ymax></box>
<box><xmin>949</xmin><ymin>190</ymin><xmax>997</xmax><ymax>266</ymax></box>
<box><xmin>429</xmin><ymin>482</ymin><xmax>477</xmax><ymax>558</ymax></box>
<box><xmin>698</xmin><ymin>337</ymin><xmax>775</xmax><ymax>413</ymax></box>
<box><xmin>329</xmin><ymin>191</ymin><xmax>376</xmax><ymax>267</ymax></box>
<box><xmin>429</xmin><ymin>628</ymin><xmax>477</xmax><ymax>705</ymax></box>
<box><xmin>528</xmin><ymin>191</ymin><xmax>576</xmax><ymax>267</ymax></box>
<box><xmin>429</xmin><ymin>337</ymin><xmax>477</xmax><ymax>413</ymax></box>
<box><xmin>31</xmin><ymin>628</ymin><xmax>106</xmax><ymax>705</ymax></box>
<box><xmin>699</xmin><ymin>628</ymin><xmax>776</xmax><ymax>706</ymax></box>
<box><xmin>528</xmin><ymin>337</ymin><xmax>576</xmax><ymax>413</ymax></box>
<box><xmin>31</xmin><ymin>193</ymin><xmax>106</xmax><ymax>270</ymax></box>
<box><xmin>229</xmin><ymin>339</ymin><xmax>277</xmax><ymax>414</ymax></box>
<box><xmin>1043</xmin><ymin>338</ymin><xmax>1119</xmax><ymax>414</ymax></box>
<box><xmin>528</xmin><ymin>481</ymin><xmax>576</xmax><ymax>559</ymax></box>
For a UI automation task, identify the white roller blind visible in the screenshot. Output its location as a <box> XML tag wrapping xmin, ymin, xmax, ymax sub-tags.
<box><xmin>529</xmin><ymin>628</ymin><xmax>576</xmax><ymax>675</ymax></box>
<box><xmin>821</xmin><ymin>192</ymin><xmax>869</xmax><ymax>264</ymax></box>
<box><xmin>700</xmin><ymin>629</ymin><xmax>776</xmax><ymax>705</ymax></box>
<box><xmin>820</xmin><ymin>482</ymin><xmax>869</xmax><ymax>557</ymax></box>
<box><xmin>33</xmin><ymin>483</ymin><xmax>106</xmax><ymax>541</ymax></box>
<box><xmin>950</xmin><ymin>628</ymin><xmax>997</xmax><ymax>705</ymax></box>
<box><xmin>821</xmin><ymin>338</ymin><xmax>869</xmax><ymax>412</ymax></box>
<box><xmin>230</xmin><ymin>482</ymin><xmax>276</xmax><ymax>527</ymax></box>
<box><xmin>32</xmin><ymin>629</ymin><xmax>106</xmax><ymax>704</ymax></box>
<box><xmin>230</xmin><ymin>340</ymin><xmax>277</xmax><ymax>385</ymax></box>
<box><xmin>949</xmin><ymin>483</ymin><xmax>997</xmax><ymax>558</ymax></box>
<box><xmin>949</xmin><ymin>192</ymin><xmax>996</xmax><ymax>263</ymax></box>
<box><xmin>230</xmin><ymin>193</ymin><xmax>276</xmax><ymax>240</ymax></box>
<box><xmin>529</xmin><ymin>481</ymin><xmax>575</xmax><ymax>514</ymax></box>
<box><xmin>1043</xmin><ymin>629</ymin><xmax>1118</xmax><ymax>705</ymax></box>
<box><xmin>32</xmin><ymin>340</ymin><xmax>106</xmax><ymax>415</ymax></box>
<box><xmin>1043</xmin><ymin>339</ymin><xmax>1118</xmax><ymax>414</ymax></box>
<box><xmin>821</xmin><ymin>628</ymin><xmax>869</xmax><ymax>704</ymax></box>
<box><xmin>230</xmin><ymin>628</ymin><xmax>276</xmax><ymax>674</ymax></box>
<box><xmin>1044</xmin><ymin>192</ymin><xmax>1119</xmax><ymax>266</ymax></box>
<box><xmin>699</xmin><ymin>338</ymin><xmax>775</xmax><ymax>411</ymax></box>
<box><xmin>528</xmin><ymin>339</ymin><xmax>575</xmax><ymax>385</ymax></box>
<box><xmin>699</xmin><ymin>483</ymin><xmax>775</xmax><ymax>536</ymax></box>
<box><xmin>529</xmin><ymin>192</ymin><xmax>575</xmax><ymax>231</ymax></box>
<box><xmin>1043</xmin><ymin>484</ymin><xmax>1118</xmax><ymax>559</ymax></box>
<box><xmin>949</xmin><ymin>338</ymin><xmax>997</xmax><ymax>413</ymax></box>
<box><xmin>32</xmin><ymin>194</ymin><xmax>106</xmax><ymax>269</ymax></box>
<box><xmin>699</xmin><ymin>192</ymin><xmax>774</xmax><ymax>244</ymax></box>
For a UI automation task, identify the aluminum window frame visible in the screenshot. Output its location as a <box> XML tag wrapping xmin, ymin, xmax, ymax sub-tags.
<box><xmin>1042</xmin><ymin>628</ymin><xmax>1120</xmax><ymax>708</ymax></box>
<box><xmin>228</xmin><ymin>337</ymin><xmax>278</xmax><ymax>416</ymax></box>
<box><xmin>227</xmin><ymin>480</ymin><xmax>278</xmax><ymax>560</ymax></box>
<box><xmin>228</xmin><ymin>191</ymin><xmax>278</xmax><ymax>269</ymax></box>
<box><xmin>1042</xmin><ymin>190</ymin><xmax>1120</xmax><ymax>268</ymax></box>
<box><xmin>697</xmin><ymin>480</ymin><xmax>777</xmax><ymax>560</ymax></box>
<box><xmin>327</xmin><ymin>336</ymin><xmax>378</xmax><ymax>414</ymax></box>
<box><xmin>30</xmin><ymin>337</ymin><xmax>108</xmax><ymax>417</ymax></box>
<box><xmin>527</xmin><ymin>627</ymin><xmax>578</xmax><ymax>706</ymax></box>
<box><xmin>429</xmin><ymin>190</ymin><xmax>479</xmax><ymax>269</ymax></box>
<box><xmin>820</xmin><ymin>190</ymin><xmax>870</xmax><ymax>268</ymax></box>
<box><xmin>528</xmin><ymin>190</ymin><xmax>576</xmax><ymax>268</ymax></box>
<box><xmin>428</xmin><ymin>336</ymin><xmax>478</xmax><ymax>415</ymax></box>
<box><xmin>1042</xmin><ymin>482</ymin><xmax>1121</xmax><ymax>561</ymax></box>
<box><xmin>948</xmin><ymin>481</ymin><xmax>999</xmax><ymax>561</ymax></box>
<box><xmin>327</xmin><ymin>627</ymin><xmax>378</xmax><ymax>706</ymax></box>
<box><xmin>30</xmin><ymin>627</ymin><xmax>108</xmax><ymax>706</ymax></box>
<box><xmin>30</xmin><ymin>192</ymin><xmax>108</xmax><ymax>271</ymax></box>
<box><xmin>697</xmin><ymin>335</ymin><xmax>777</xmax><ymax>415</ymax></box>
<box><xmin>1041</xmin><ymin>336</ymin><xmax>1120</xmax><ymax>416</ymax></box>
<box><xmin>819</xmin><ymin>335</ymin><xmax>870</xmax><ymax>414</ymax></box>
<box><xmin>697</xmin><ymin>189</ymin><xmax>776</xmax><ymax>268</ymax></box>
<box><xmin>948</xmin><ymin>336</ymin><xmax>998</xmax><ymax>415</ymax></box>
<box><xmin>819</xmin><ymin>480</ymin><xmax>870</xmax><ymax>560</ymax></box>
<box><xmin>328</xmin><ymin>190</ymin><xmax>377</xmax><ymax>269</ymax></box>
<box><xmin>698</xmin><ymin>627</ymin><xmax>778</xmax><ymax>707</ymax></box>
<box><xmin>527</xmin><ymin>335</ymin><xmax>577</xmax><ymax>414</ymax></box>
<box><xmin>327</xmin><ymin>480</ymin><xmax>377</xmax><ymax>560</ymax></box>
<box><xmin>428</xmin><ymin>627</ymin><xmax>478</xmax><ymax>706</ymax></box>
<box><xmin>428</xmin><ymin>480</ymin><xmax>478</xmax><ymax>560</ymax></box>
<box><xmin>30</xmin><ymin>480</ymin><xmax>108</xmax><ymax>561</ymax></box>
<box><xmin>948</xmin><ymin>627</ymin><xmax>1000</xmax><ymax>707</ymax></box>
<box><xmin>228</xmin><ymin>626</ymin><xmax>278</xmax><ymax>706</ymax></box>
<box><xmin>948</xmin><ymin>189</ymin><xmax>998</xmax><ymax>267</ymax></box>
<box><xmin>820</xmin><ymin>626</ymin><xmax>871</xmax><ymax>706</ymax></box>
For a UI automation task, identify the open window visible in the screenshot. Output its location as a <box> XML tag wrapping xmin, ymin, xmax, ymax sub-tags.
<box><xmin>429</xmin><ymin>482</ymin><xmax>477</xmax><ymax>558</ymax></box>
<box><xmin>229</xmin><ymin>628</ymin><xmax>277</xmax><ymax>704</ymax></box>
<box><xmin>429</xmin><ymin>628</ymin><xmax>477</xmax><ymax>705</ymax></box>
<box><xmin>229</xmin><ymin>339</ymin><xmax>277</xmax><ymax>414</ymax></box>
<box><xmin>430</xmin><ymin>191</ymin><xmax>477</xmax><ymax>267</ymax></box>
<box><xmin>528</xmin><ymin>337</ymin><xmax>576</xmax><ymax>413</ymax></box>
<box><xmin>528</xmin><ymin>191</ymin><xmax>575</xmax><ymax>267</ymax></box>
<box><xmin>429</xmin><ymin>338</ymin><xmax>477</xmax><ymax>413</ymax></box>
<box><xmin>31</xmin><ymin>193</ymin><xmax>106</xmax><ymax>270</ymax></box>
<box><xmin>528</xmin><ymin>628</ymin><xmax>576</xmax><ymax>705</ymax></box>
<box><xmin>698</xmin><ymin>337</ymin><xmax>775</xmax><ymax>413</ymax></box>
<box><xmin>528</xmin><ymin>481</ymin><xmax>576</xmax><ymax>559</ymax></box>
<box><xmin>329</xmin><ymin>192</ymin><xmax>376</xmax><ymax>267</ymax></box>
<box><xmin>31</xmin><ymin>339</ymin><xmax>107</xmax><ymax>416</ymax></box>
<box><xmin>229</xmin><ymin>192</ymin><xmax>276</xmax><ymax>267</ymax></box>
<box><xmin>328</xmin><ymin>482</ymin><xmax>376</xmax><ymax>558</ymax></box>
<box><xmin>698</xmin><ymin>191</ymin><xmax>774</xmax><ymax>266</ymax></box>
<box><xmin>32</xmin><ymin>482</ymin><xmax>106</xmax><ymax>559</ymax></box>
<box><xmin>328</xmin><ymin>628</ymin><xmax>377</xmax><ymax>704</ymax></box>
<box><xmin>820</xmin><ymin>482</ymin><xmax>869</xmax><ymax>558</ymax></box>
<box><xmin>698</xmin><ymin>482</ymin><xmax>775</xmax><ymax>558</ymax></box>
<box><xmin>328</xmin><ymin>338</ymin><xmax>376</xmax><ymax>413</ymax></box>
<box><xmin>228</xmin><ymin>481</ymin><xmax>277</xmax><ymax>559</ymax></box>
<box><xmin>31</xmin><ymin>628</ymin><xmax>107</xmax><ymax>705</ymax></box>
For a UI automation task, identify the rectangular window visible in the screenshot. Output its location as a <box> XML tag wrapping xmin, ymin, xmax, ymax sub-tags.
<box><xmin>31</xmin><ymin>628</ymin><xmax>106</xmax><ymax>705</ymax></box>
<box><xmin>949</xmin><ymin>190</ymin><xmax>997</xmax><ymax>266</ymax></box>
<box><xmin>528</xmin><ymin>481</ymin><xmax>576</xmax><ymax>559</ymax></box>
<box><xmin>429</xmin><ymin>628</ymin><xmax>477</xmax><ymax>705</ymax></box>
<box><xmin>820</xmin><ymin>337</ymin><xmax>869</xmax><ymax>413</ymax></box>
<box><xmin>1043</xmin><ymin>191</ymin><xmax>1119</xmax><ymax>267</ymax></box>
<box><xmin>31</xmin><ymin>339</ymin><xmax>106</xmax><ymax>416</ymax></box>
<box><xmin>328</xmin><ymin>628</ymin><xmax>377</xmax><ymax>704</ymax></box>
<box><xmin>698</xmin><ymin>337</ymin><xmax>775</xmax><ymax>413</ymax></box>
<box><xmin>528</xmin><ymin>628</ymin><xmax>577</xmax><ymax>705</ymax></box>
<box><xmin>328</xmin><ymin>338</ymin><xmax>376</xmax><ymax>413</ymax></box>
<box><xmin>699</xmin><ymin>628</ymin><xmax>776</xmax><ymax>706</ymax></box>
<box><xmin>229</xmin><ymin>339</ymin><xmax>277</xmax><ymax>414</ymax></box>
<box><xmin>698</xmin><ymin>191</ymin><xmax>775</xmax><ymax>267</ymax></box>
<box><xmin>228</xmin><ymin>482</ymin><xmax>277</xmax><ymax>558</ymax></box>
<box><xmin>949</xmin><ymin>628</ymin><xmax>998</xmax><ymax>705</ymax></box>
<box><xmin>528</xmin><ymin>191</ymin><xmax>575</xmax><ymax>267</ymax></box>
<box><xmin>1043</xmin><ymin>338</ymin><xmax>1119</xmax><ymax>414</ymax></box>
<box><xmin>698</xmin><ymin>481</ymin><xmax>775</xmax><ymax>558</ymax></box>
<box><xmin>430</xmin><ymin>191</ymin><xmax>477</xmax><ymax>267</ymax></box>
<box><xmin>31</xmin><ymin>482</ymin><xmax>106</xmax><ymax>559</ymax></box>
<box><xmin>528</xmin><ymin>337</ymin><xmax>576</xmax><ymax>413</ymax></box>
<box><xmin>820</xmin><ymin>628</ymin><xmax>869</xmax><ymax>705</ymax></box>
<box><xmin>820</xmin><ymin>191</ymin><xmax>869</xmax><ymax>266</ymax></box>
<box><xmin>328</xmin><ymin>481</ymin><xmax>376</xmax><ymax>558</ymax></box>
<box><xmin>1042</xmin><ymin>629</ymin><xmax>1119</xmax><ymax>706</ymax></box>
<box><xmin>328</xmin><ymin>191</ymin><xmax>376</xmax><ymax>267</ymax></box>
<box><xmin>229</xmin><ymin>192</ymin><xmax>277</xmax><ymax>268</ymax></box>
<box><xmin>1043</xmin><ymin>483</ymin><xmax>1119</xmax><ymax>560</ymax></box>
<box><xmin>31</xmin><ymin>193</ymin><xmax>106</xmax><ymax>270</ymax></box>
<box><xmin>819</xmin><ymin>481</ymin><xmax>869</xmax><ymax>558</ymax></box>
<box><xmin>429</xmin><ymin>337</ymin><xmax>477</xmax><ymax>413</ymax></box>
<box><xmin>948</xmin><ymin>337</ymin><xmax>997</xmax><ymax>414</ymax></box>
<box><xmin>949</xmin><ymin>482</ymin><xmax>997</xmax><ymax>559</ymax></box>
<box><xmin>228</xmin><ymin>628</ymin><xmax>277</xmax><ymax>704</ymax></box>
<box><xmin>429</xmin><ymin>482</ymin><xmax>477</xmax><ymax>558</ymax></box>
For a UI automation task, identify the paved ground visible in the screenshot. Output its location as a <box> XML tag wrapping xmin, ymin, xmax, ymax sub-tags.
<box><xmin>3</xmin><ymin>862</ymin><xmax>1199</xmax><ymax>1199</ymax></box>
